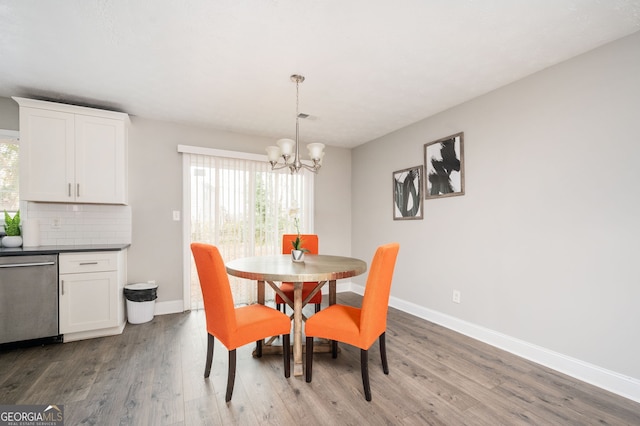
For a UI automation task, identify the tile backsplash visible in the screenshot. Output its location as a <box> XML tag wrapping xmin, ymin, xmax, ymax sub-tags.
<box><xmin>22</xmin><ymin>201</ymin><xmax>132</xmax><ymax>246</ymax></box>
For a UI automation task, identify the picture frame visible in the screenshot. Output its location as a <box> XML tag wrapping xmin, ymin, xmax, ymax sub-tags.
<box><xmin>393</xmin><ymin>165</ymin><xmax>423</xmax><ymax>220</ymax></box>
<box><xmin>424</xmin><ymin>132</ymin><xmax>465</xmax><ymax>199</ymax></box>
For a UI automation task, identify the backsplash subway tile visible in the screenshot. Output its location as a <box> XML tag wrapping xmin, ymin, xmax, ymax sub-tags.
<box><xmin>22</xmin><ymin>202</ymin><xmax>132</xmax><ymax>246</ymax></box>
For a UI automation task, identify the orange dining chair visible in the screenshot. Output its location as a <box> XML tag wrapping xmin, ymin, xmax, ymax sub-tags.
<box><xmin>304</xmin><ymin>242</ymin><xmax>400</xmax><ymax>401</ymax></box>
<box><xmin>275</xmin><ymin>234</ymin><xmax>322</xmax><ymax>314</ymax></box>
<box><xmin>190</xmin><ymin>243</ymin><xmax>291</xmax><ymax>402</ymax></box>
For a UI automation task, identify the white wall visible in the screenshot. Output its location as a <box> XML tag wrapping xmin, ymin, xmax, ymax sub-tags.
<box><xmin>352</xmin><ymin>31</ymin><xmax>640</xmax><ymax>395</ymax></box>
<box><xmin>127</xmin><ymin>117</ymin><xmax>352</xmax><ymax>303</ymax></box>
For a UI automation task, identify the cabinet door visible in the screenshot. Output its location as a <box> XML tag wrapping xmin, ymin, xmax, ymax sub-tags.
<box><xmin>74</xmin><ymin>115</ymin><xmax>127</xmax><ymax>204</ymax></box>
<box><xmin>59</xmin><ymin>271</ymin><xmax>118</xmax><ymax>334</ymax></box>
<box><xmin>19</xmin><ymin>107</ymin><xmax>75</xmax><ymax>202</ymax></box>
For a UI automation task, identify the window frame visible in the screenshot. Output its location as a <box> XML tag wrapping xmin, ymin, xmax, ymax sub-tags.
<box><xmin>0</xmin><ymin>129</ymin><xmax>20</xmax><ymax>214</ymax></box>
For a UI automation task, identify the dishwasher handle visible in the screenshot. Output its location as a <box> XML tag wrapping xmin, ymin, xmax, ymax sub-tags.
<box><xmin>0</xmin><ymin>261</ymin><xmax>56</xmax><ymax>268</ymax></box>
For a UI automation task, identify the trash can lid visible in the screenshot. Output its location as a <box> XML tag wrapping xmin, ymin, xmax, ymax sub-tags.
<box><xmin>125</xmin><ymin>282</ymin><xmax>158</xmax><ymax>291</ymax></box>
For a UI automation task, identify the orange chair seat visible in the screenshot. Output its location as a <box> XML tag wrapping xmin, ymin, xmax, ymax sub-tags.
<box><xmin>304</xmin><ymin>304</ymin><xmax>363</xmax><ymax>348</ymax></box>
<box><xmin>275</xmin><ymin>282</ymin><xmax>323</xmax><ymax>305</ymax></box>
<box><xmin>228</xmin><ymin>304</ymin><xmax>292</xmax><ymax>350</ymax></box>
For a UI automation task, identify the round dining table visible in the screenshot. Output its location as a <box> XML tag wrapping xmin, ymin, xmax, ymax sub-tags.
<box><xmin>226</xmin><ymin>254</ymin><xmax>367</xmax><ymax>376</ymax></box>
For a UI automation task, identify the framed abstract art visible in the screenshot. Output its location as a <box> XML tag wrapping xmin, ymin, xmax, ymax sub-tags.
<box><xmin>424</xmin><ymin>132</ymin><xmax>465</xmax><ymax>199</ymax></box>
<box><xmin>393</xmin><ymin>165</ymin><xmax>423</xmax><ymax>220</ymax></box>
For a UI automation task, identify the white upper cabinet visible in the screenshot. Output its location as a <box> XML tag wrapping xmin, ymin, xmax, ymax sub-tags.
<box><xmin>14</xmin><ymin>97</ymin><xmax>129</xmax><ymax>204</ymax></box>
<box><xmin>74</xmin><ymin>114</ymin><xmax>127</xmax><ymax>203</ymax></box>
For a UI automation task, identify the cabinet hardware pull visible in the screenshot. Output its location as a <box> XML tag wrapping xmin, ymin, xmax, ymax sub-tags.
<box><xmin>68</xmin><ymin>183</ymin><xmax>71</xmax><ymax>197</ymax></box>
<box><xmin>77</xmin><ymin>183</ymin><xmax>80</xmax><ymax>197</ymax></box>
<box><xmin>79</xmin><ymin>262</ymin><xmax>99</xmax><ymax>265</ymax></box>
<box><xmin>61</xmin><ymin>280</ymin><xmax>65</xmax><ymax>295</ymax></box>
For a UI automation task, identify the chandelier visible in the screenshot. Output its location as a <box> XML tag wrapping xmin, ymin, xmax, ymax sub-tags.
<box><xmin>266</xmin><ymin>74</ymin><xmax>325</xmax><ymax>173</ymax></box>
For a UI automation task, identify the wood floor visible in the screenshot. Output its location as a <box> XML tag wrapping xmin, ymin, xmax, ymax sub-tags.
<box><xmin>1</xmin><ymin>292</ymin><xmax>639</xmax><ymax>425</ymax></box>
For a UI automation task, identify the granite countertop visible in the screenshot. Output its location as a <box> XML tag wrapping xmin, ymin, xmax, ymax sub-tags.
<box><xmin>0</xmin><ymin>243</ymin><xmax>130</xmax><ymax>256</ymax></box>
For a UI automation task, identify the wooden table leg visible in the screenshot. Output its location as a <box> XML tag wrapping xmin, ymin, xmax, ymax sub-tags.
<box><xmin>256</xmin><ymin>280</ymin><xmax>266</xmax><ymax>356</ymax></box>
<box><xmin>293</xmin><ymin>281</ymin><xmax>303</xmax><ymax>376</ymax></box>
<box><xmin>257</xmin><ymin>280</ymin><xmax>265</xmax><ymax>305</ymax></box>
<box><xmin>329</xmin><ymin>280</ymin><xmax>336</xmax><ymax>306</ymax></box>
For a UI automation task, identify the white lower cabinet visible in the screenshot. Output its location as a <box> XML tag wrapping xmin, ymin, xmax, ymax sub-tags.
<box><xmin>59</xmin><ymin>250</ymin><xmax>126</xmax><ymax>341</ymax></box>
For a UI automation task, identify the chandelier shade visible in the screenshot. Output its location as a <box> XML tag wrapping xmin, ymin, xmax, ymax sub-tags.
<box><xmin>266</xmin><ymin>75</ymin><xmax>325</xmax><ymax>174</ymax></box>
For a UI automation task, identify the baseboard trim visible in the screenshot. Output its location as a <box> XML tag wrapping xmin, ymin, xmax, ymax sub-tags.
<box><xmin>348</xmin><ymin>284</ymin><xmax>640</xmax><ymax>403</ymax></box>
<box><xmin>154</xmin><ymin>299</ymin><xmax>185</xmax><ymax>316</ymax></box>
<box><xmin>63</xmin><ymin>321</ymin><xmax>126</xmax><ymax>342</ymax></box>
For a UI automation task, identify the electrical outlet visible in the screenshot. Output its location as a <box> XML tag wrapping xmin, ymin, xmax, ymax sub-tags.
<box><xmin>51</xmin><ymin>218</ymin><xmax>61</xmax><ymax>229</ymax></box>
<box><xmin>452</xmin><ymin>290</ymin><xmax>461</xmax><ymax>304</ymax></box>
<box><xmin>172</xmin><ymin>210</ymin><xmax>180</xmax><ymax>221</ymax></box>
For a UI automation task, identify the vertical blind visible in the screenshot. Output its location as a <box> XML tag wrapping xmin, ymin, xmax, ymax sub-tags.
<box><xmin>182</xmin><ymin>147</ymin><xmax>314</xmax><ymax>308</ymax></box>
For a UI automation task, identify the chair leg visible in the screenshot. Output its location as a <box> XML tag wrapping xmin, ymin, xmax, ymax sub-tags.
<box><xmin>361</xmin><ymin>349</ymin><xmax>371</xmax><ymax>401</ymax></box>
<box><xmin>204</xmin><ymin>333</ymin><xmax>214</xmax><ymax>378</ymax></box>
<box><xmin>256</xmin><ymin>339</ymin><xmax>263</xmax><ymax>358</ymax></box>
<box><xmin>305</xmin><ymin>337</ymin><xmax>314</xmax><ymax>383</ymax></box>
<box><xmin>331</xmin><ymin>340</ymin><xmax>338</xmax><ymax>358</ymax></box>
<box><xmin>225</xmin><ymin>349</ymin><xmax>237</xmax><ymax>402</ymax></box>
<box><xmin>315</xmin><ymin>303</ymin><xmax>321</xmax><ymax>313</ymax></box>
<box><xmin>379</xmin><ymin>332</ymin><xmax>389</xmax><ymax>374</ymax></box>
<box><xmin>276</xmin><ymin>303</ymin><xmax>282</xmax><ymax>312</ymax></box>
<box><xmin>283</xmin><ymin>334</ymin><xmax>291</xmax><ymax>378</ymax></box>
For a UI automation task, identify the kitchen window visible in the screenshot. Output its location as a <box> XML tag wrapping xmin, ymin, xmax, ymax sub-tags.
<box><xmin>0</xmin><ymin>130</ymin><xmax>19</xmax><ymax>213</ymax></box>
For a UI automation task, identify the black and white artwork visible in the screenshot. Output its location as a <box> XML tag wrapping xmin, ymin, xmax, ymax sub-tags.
<box><xmin>424</xmin><ymin>132</ymin><xmax>465</xmax><ymax>199</ymax></box>
<box><xmin>393</xmin><ymin>166</ymin><xmax>423</xmax><ymax>220</ymax></box>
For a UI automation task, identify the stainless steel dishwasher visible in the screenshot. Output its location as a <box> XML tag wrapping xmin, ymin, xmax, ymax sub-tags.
<box><xmin>0</xmin><ymin>254</ymin><xmax>60</xmax><ymax>345</ymax></box>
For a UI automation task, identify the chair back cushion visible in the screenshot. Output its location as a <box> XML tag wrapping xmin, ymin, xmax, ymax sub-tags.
<box><xmin>359</xmin><ymin>243</ymin><xmax>400</xmax><ymax>346</ymax></box>
<box><xmin>282</xmin><ymin>234</ymin><xmax>319</xmax><ymax>255</ymax></box>
<box><xmin>190</xmin><ymin>243</ymin><xmax>237</xmax><ymax>343</ymax></box>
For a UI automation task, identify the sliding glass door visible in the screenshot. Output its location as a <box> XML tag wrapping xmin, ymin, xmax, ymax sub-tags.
<box><xmin>181</xmin><ymin>146</ymin><xmax>313</xmax><ymax>309</ymax></box>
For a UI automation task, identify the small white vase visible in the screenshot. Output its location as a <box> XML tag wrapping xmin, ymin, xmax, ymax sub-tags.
<box><xmin>2</xmin><ymin>235</ymin><xmax>23</xmax><ymax>248</ymax></box>
<box><xmin>291</xmin><ymin>249</ymin><xmax>305</xmax><ymax>262</ymax></box>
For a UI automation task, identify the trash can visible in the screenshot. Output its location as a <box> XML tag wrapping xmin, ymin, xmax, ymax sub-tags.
<box><xmin>124</xmin><ymin>283</ymin><xmax>158</xmax><ymax>324</ymax></box>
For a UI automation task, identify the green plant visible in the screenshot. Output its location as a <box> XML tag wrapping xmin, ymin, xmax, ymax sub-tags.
<box><xmin>291</xmin><ymin>218</ymin><xmax>309</xmax><ymax>252</ymax></box>
<box><xmin>4</xmin><ymin>210</ymin><xmax>20</xmax><ymax>236</ymax></box>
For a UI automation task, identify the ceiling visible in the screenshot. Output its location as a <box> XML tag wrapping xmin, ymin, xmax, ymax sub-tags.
<box><xmin>1</xmin><ymin>1</ymin><xmax>639</xmax><ymax>149</ymax></box>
